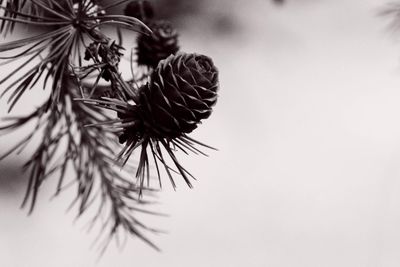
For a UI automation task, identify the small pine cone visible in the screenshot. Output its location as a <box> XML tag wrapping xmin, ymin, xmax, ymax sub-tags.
<box><xmin>136</xmin><ymin>20</ymin><xmax>179</xmax><ymax>68</ymax></box>
<box><xmin>138</xmin><ymin>53</ymin><xmax>219</xmax><ymax>138</ymax></box>
<box><xmin>124</xmin><ymin>0</ymin><xmax>154</xmax><ymax>21</ymax></box>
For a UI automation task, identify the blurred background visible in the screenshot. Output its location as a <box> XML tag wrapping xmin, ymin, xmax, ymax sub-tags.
<box><xmin>4</xmin><ymin>0</ymin><xmax>400</xmax><ymax>266</ymax></box>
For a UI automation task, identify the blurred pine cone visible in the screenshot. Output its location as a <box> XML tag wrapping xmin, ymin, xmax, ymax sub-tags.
<box><xmin>273</xmin><ymin>0</ymin><xmax>285</xmax><ymax>5</ymax></box>
<box><xmin>124</xmin><ymin>0</ymin><xmax>154</xmax><ymax>21</ymax></box>
<box><xmin>138</xmin><ymin>53</ymin><xmax>219</xmax><ymax>138</ymax></box>
<box><xmin>136</xmin><ymin>20</ymin><xmax>179</xmax><ymax>68</ymax></box>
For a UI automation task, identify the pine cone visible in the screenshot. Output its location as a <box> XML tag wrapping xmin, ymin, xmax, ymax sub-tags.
<box><xmin>136</xmin><ymin>20</ymin><xmax>179</xmax><ymax>68</ymax></box>
<box><xmin>138</xmin><ymin>53</ymin><xmax>219</xmax><ymax>138</ymax></box>
<box><xmin>124</xmin><ymin>0</ymin><xmax>154</xmax><ymax>21</ymax></box>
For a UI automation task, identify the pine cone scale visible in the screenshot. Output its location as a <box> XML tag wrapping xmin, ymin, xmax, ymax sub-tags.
<box><xmin>175</xmin><ymin>75</ymin><xmax>203</xmax><ymax>99</ymax></box>
<box><xmin>164</xmin><ymin>81</ymin><xmax>187</xmax><ymax>105</ymax></box>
